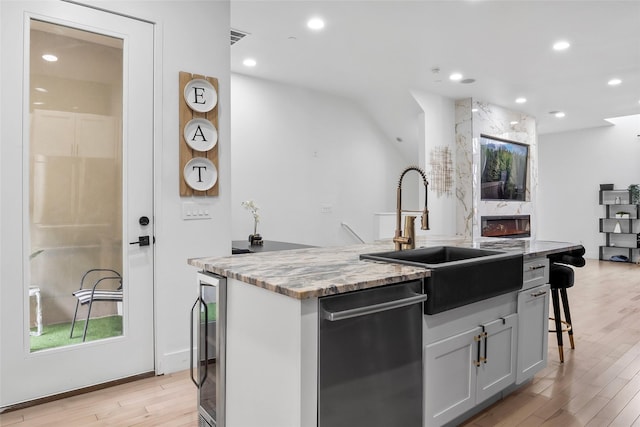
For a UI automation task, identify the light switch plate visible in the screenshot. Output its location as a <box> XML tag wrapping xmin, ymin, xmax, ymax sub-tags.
<box><xmin>182</xmin><ymin>201</ymin><xmax>212</xmax><ymax>220</ymax></box>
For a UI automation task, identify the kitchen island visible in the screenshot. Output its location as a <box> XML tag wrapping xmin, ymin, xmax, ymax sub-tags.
<box><xmin>189</xmin><ymin>238</ymin><xmax>581</xmax><ymax>427</ymax></box>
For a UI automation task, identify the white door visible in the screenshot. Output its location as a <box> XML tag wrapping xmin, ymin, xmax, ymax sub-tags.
<box><xmin>0</xmin><ymin>1</ymin><xmax>154</xmax><ymax>406</ymax></box>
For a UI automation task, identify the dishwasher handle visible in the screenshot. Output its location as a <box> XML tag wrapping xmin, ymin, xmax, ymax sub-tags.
<box><xmin>323</xmin><ymin>293</ymin><xmax>428</xmax><ymax>321</ymax></box>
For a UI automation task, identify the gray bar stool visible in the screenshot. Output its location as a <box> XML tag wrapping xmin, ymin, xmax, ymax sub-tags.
<box><xmin>548</xmin><ymin>246</ymin><xmax>585</xmax><ymax>363</ymax></box>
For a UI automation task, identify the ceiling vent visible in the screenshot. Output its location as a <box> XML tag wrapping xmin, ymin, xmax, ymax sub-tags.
<box><xmin>231</xmin><ymin>29</ymin><xmax>249</xmax><ymax>46</ymax></box>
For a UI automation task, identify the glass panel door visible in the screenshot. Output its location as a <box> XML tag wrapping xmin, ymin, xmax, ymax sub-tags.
<box><xmin>28</xmin><ymin>20</ymin><xmax>123</xmax><ymax>351</ymax></box>
<box><xmin>2</xmin><ymin>1</ymin><xmax>154</xmax><ymax>406</ymax></box>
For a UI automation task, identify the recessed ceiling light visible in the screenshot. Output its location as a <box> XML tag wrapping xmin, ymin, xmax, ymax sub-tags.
<box><xmin>33</xmin><ymin>101</ymin><xmax>44</xmax><ymax>105</ymax></box>
<box><xmin>471</xmin><ymin>108</ymin><xmax>478</xmax><ymax>113</ymax></box>
<box><xmin>515</xmin><ymin>97</ymin><xmax>527</xmax><ymax>104</ymax></box>
<box><xmin>307</xmin><ymin>17</ymin><xmax>325</xmax><ymax>30</ymax></box>
<box><xmin>553</xmin><ymin>40</ymin><xmax>571</xmax><ymax>51</ymax></box>
<box><xmin>242</xmin><ymin>58</ymin><xmax>257</xmax><ymax>67</ymax></box>
<box><xmin>449</xmin><ymin>72</ymin><xmax>463</xmax><ymax>81</ymax></box>
<box><xmin>510</xmin><ymin>121</ymin><xmax>519</xmax><ymax>125</ymax></box>
<box><xmin>555</xmin><ymin>112</ymin><xmax>566</xmax><ymax>118</ymax></box>
<box><xmin>42</xmin><ymin>54</ymin><xmax>58</xmax><ymax>62</ymax></box>
<box><xmin>608</xmin><ymin>78</ymin><xmax>622</xmax><ymax>86</ymax></box>
<box><xmin>34</xmin><ymin>87</ymin><xmax>48</xmax><ymax>93</ymax></box>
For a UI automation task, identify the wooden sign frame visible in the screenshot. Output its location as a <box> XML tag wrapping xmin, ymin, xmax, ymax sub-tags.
<box><xmin>179</xmin><ymin>71</ymin><xmax>219</xmax><ymax>197</ymax></box>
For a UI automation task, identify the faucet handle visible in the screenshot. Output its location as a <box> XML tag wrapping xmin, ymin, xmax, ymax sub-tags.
<box><xmin>401</xmin><ymin>216</ymin><xmax>416</xmax><ymax>250</ymax></box>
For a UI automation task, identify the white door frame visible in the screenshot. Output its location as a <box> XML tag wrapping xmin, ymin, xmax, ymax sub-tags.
<box><xmin>0</xmin><ymin>0</ymin><xmax>157</xmax><ymax>407</ymax></box>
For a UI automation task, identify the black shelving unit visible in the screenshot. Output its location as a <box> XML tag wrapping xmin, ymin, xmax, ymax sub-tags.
<box><xmin>599</xmin><ymin>189</ymin><xmax>640</xmax><ymax>263</ymax></box>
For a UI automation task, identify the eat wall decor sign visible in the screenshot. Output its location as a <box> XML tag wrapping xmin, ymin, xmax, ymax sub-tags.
<box><xmin>179</xmin><ymin>71</ymin><xmax>219</xmax><ymax>197</ymax></box>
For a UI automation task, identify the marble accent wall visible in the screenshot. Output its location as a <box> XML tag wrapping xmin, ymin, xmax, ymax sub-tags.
<box><xmin>455</xmin><ymin>99</ymin><xmax>538</xmax><ymax>240</ymax></box>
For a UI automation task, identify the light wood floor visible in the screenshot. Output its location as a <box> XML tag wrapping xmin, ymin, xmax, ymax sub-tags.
<box><xmin>1</xmin><ymin>259</ymin><xmax>638</xmax><ymax>427</ymax></box>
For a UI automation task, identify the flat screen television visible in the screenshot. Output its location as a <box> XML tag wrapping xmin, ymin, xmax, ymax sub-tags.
<box><xmin>480</xmin><ymin>135</ymin><xmax>529</xmax><ymax>201</ymax></box>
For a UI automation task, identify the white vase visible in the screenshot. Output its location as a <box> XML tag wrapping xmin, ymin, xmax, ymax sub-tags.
<box><xmin>613</xmin><ymin>221</ymin><xmax>622</xmax><ymax>233</ymax></box>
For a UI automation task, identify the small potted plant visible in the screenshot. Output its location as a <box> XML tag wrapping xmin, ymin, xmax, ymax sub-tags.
<box><xmin>242</xmin><ymin>200</ymin><xmax>263</xmax><ymax>246</ymax></box>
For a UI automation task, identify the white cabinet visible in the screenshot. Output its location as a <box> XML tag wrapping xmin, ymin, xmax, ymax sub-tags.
<box><xmin>477</xmin><ymin>315</ymin><xmax>518</xmax><ymax>402</ymax></box>
<box><xmin>30</xmin><ymin>110</ymin><xmax>120</xmax><ymax>243</ymax></box>
<box><xmin>516</xmin><ymin>284</ymin><xmax>550</xmax><ymax>384</ymax></box>
<box><xmin>517</xmin><ymin>256</ymin><xmax>549</xmax><ymax>384</ymax></box>
<box><xmin>31</xmin><ymin>110</ymin><xmax>76</xmax><ymax>157</ymax></box>
<box><xmin>424</xmin><ymin>327</ymin><xmax>477</xmax><ymax>426</ymax></box>
<box><xmin>424</xmin><ymin>313</ymin><xmax>517</xmax><ymax>426</ymax></box>
<box><xmin>522</xmin><ymin>257</ymin><xmax>549</xmax><ymax>290</ymax></box>
<box><xmin>31</xmin><ymin>109</ymin><xmax>117</xmax><ymax>159</ymax></box>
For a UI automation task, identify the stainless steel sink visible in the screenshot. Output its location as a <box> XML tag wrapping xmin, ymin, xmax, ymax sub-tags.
<box><xmin>360</xmin><ymin>246</ymin><xmax>523</xmax><ymax>314</ymax></box>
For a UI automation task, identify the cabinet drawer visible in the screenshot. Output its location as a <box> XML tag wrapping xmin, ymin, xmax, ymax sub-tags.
<box><xmin>522</xmin><ymin>258</ymin><xmax>549</xmax><ymax>290</ymax></box>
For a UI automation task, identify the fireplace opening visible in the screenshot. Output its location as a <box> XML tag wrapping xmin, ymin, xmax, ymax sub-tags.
<box><xmin>481</xmin><ymin>215</ymin><xmax>531</xmax><ymax>238</ymax></box>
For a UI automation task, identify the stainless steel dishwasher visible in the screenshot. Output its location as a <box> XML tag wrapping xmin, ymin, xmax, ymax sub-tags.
<box><xmin>318</xmin><ymin>280</ymin><xmax>427</xmax><ymax>427</ymax></box>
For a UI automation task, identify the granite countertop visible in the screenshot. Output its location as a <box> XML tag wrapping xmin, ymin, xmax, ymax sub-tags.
<box><xmin>188</xmin><ymin>238</ymin><xmax>582</xmax><ymax>300</ymax></box>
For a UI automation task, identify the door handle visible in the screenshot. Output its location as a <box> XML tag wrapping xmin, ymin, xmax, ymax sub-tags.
<box><xmin>129</xmin><ymin>236</ymin><xmax>151</xmax><ymax>246</ymax></box>
<box><xmin>190</xmin><ymin>298</ymin><xmax>200</xmax><ymax>388</ymax></box>
<box><xmin>189</xmin><ymin>296</ymin><xmax>208</xmax><ymax>388</ymax></box>
<box><xmin>323</xmin><ymin>293</ymin><xmax>428</xmax><ymax>321</ymax></box>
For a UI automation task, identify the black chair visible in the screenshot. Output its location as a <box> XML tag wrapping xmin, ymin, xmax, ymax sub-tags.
<box><xmin>548</xmin><ymin>246</ymin><xmax>585</xmax><ymax>363</ymax></box>
<box><xmin>70</xmin><ymin>268</ymin><xmax>123</xmax><ymax>342</ymax></box>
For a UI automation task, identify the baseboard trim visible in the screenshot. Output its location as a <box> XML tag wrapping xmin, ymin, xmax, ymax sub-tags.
<box><xmin>0</xmin><ymin>371</ymin><xmax>155</xmax><ymax>413</ymax></box>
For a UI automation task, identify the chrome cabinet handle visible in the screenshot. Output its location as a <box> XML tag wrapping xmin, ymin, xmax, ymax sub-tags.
<box><xmin>530</xmin><ymin>290</ymin><xmax>547</xmax><ymax>297</ymax></box>
<box><xmin>189</xmin><ymin>297</ymin><xmax>209</xmax><ymax>387</ymax></box>
<box><xmin>202</xmin><ymin>300</ymin><xmax>209</xmax><ymax>385</ymax></box>
<box><xmin>189</xmin><ymin>298</ymin><xmax>199</xmax><ymax>388</ymax></box>
<box><xmin>528</xmin><ymin>264</ymin><xmax>546</xmax><ymax>271</ymax></box>
<box><xmin>323</xmin><ymin>293</ymin><xmax>428</xmax><ymax>321</ymax></box>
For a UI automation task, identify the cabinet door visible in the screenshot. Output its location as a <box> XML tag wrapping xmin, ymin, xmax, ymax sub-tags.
<box><xmin>75</xmin><ymin>113</ymin><xmax>117</xmax><ymax>158</ymax></box>
<box><xmin>476</xmin><ymin>314</ymin><xmax>518</xmax><ymax>403</ymax></box>
<box><xmin>31</xmin><ymin>110</ymin><xmax>76</xmax><ymax>157</ymax></box>
<box><xmin>424</xmin><ymin>327</ymin><xmax>481</xmax><ymax>426</ymax></box>
<box><xmin>516</xmin><ymin>284</ymin><xmax>550</xmax><ymax>384</ymax></box>
<box><xmin>31</xmin><ymin>156</ymin><xmax>78</xmax><ymax>225</ymax></box>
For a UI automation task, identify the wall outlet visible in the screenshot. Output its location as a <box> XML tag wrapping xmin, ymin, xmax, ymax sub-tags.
<box><xmin>320</xmin><ymin>204</ymin><xmax>333</xmax><ymax>214</ymax></box>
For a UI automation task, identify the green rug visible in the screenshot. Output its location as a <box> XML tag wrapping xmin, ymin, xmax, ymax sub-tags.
<box><xmin>30</xmin><ymin>315</ymin><xmax>123</xmax><ymax>352</ymax></box>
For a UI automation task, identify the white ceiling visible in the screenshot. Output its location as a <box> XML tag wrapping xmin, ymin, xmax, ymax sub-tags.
<box><xmin>230</xmin><ymin>0</ymin><xmax>640</xmax><ymax>153</ymax></box>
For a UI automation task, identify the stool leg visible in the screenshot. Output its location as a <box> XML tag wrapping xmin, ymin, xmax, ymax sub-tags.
<box><xmin>551</xmin><ymin>288</ymin><xmax>564</xmax><ymax>362</ymax></box>
<box><xmin>560</xmin><ymin>288</ymin><xmax>575</xmax><ymax>349</ymax></box>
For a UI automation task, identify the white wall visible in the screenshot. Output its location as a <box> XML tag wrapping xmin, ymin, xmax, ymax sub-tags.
<box><xmin>412</xmin><ymin>91</ymin><xmax>457</xmax><ymax>237</ymax></box>
<box><xmin>230</xmin><ymin>74</ymin><xmax>407</xmax><ymax>246</ymax></box>
<box><xmin>538</xmin><ymin>115</ymin><xmax>640</xmax><ymax>260</ymax></box>
<box><xmin>98</xmin><ymin>1</ymin><xmax>232</xmax><ymax>374</ymax></box>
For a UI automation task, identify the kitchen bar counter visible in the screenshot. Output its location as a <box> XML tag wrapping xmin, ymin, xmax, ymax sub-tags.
<box><xmin>232</xmin><ymin>239</ymin><xmax>314</xmax><ymax>254</ymax></box>
<box><xmin>188</xmin><ymin>237</ymin><xmax>581</xmax><ymax>299</ymax></box>
<box><xmin>191</xmin><ymin>237</ymin><xmax>582</xmax><ymax>427</ymax></box>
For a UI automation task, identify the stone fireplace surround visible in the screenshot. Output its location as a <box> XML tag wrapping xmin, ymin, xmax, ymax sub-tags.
<box><xmin>455</xmin><ymin>99</ymin><xmax>538</xmax><ymax>240</ymax></box>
